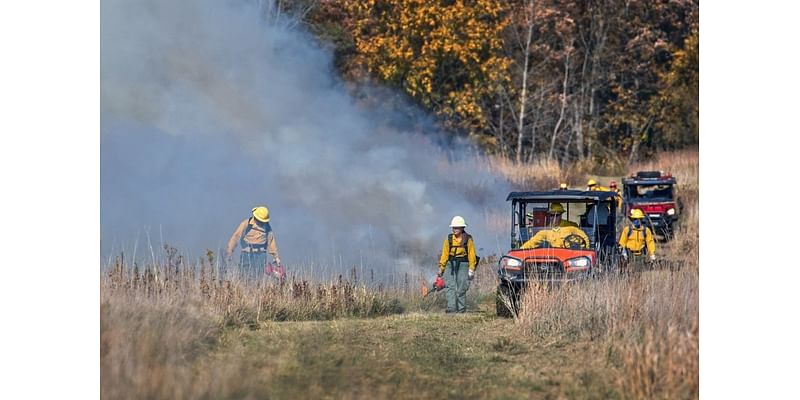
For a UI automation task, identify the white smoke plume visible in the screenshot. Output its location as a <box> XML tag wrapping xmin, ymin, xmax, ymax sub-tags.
<box><xmin>101</xmin><ymin>0</ymin><xmax>509</xmax><ymax>280</ymax></box>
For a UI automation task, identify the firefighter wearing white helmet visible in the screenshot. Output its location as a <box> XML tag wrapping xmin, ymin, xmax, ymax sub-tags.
<box><xmin>226</xmin><ymin>206</ymin><xmax>281</xmax><ymax>280</ymax></box>
<box><xmin>437</xmin><ymin>215</ymin><xmax>478</xmax><ymax>313</ymax></box>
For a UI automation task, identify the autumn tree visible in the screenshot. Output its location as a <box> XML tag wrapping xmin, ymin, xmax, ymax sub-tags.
<box><xmin>650</xmin><ymin>29</ymin><xmax>699</xmax><ymax>149</ymax></box>
<box><xmin>343</xmin><ymin>0</ymin><xmax>512</xmax><ymax>138</ymax></box>
<box><xmin>289</xmin><ymin>0</ymin><xmax>698</xmax><ymax>167</ymax></box>
<box><xmin>601</xmin><ymin>0</ymin><xmax>698</xmax><ymax>164</ymax></box>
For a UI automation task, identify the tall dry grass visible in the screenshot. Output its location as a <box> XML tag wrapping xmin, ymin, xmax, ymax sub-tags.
<box><xmin>101</xmin><ymin>149</ymin><xmax>699</xmax><ymax>398</ymax></box>
<box><xmin>516</xmin><ymin>268</ymin><xmax>698</xmax><ymax>399</ymax></box>
<box><xmin>515</xmin><ymin>149</ymin><xmax>699</xmax><ymax>399</ymax></box>
<box><xmin>100</xmin><ymin>253</ymin><xmax>409</xmax><ymax>399</ymax></box>
<box><xmin>480</xmin><ymin>155</ymin><xmax>584</xmax><ymax>191</ymax></box>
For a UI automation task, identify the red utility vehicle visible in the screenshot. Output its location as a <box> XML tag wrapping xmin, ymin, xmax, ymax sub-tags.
<box><xmin>622</xmin><ymin>171</ymin><xmax>682</xmax><ymax>238</ymax></box>
<box><xmin>496</xmin><ymin>190</ymin><xmax>619</xmax><ymax>317</ymax></box>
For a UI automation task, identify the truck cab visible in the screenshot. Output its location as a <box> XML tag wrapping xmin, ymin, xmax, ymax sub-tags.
<box><xmin>622</xmin><ymin>171</ymin><xmax>680</xmax><ymax>238</ymax></box>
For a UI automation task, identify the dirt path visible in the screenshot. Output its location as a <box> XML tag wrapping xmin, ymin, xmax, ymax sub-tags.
<box><xmin>197</xmin><ymin>308</ymin><xmax>622</xmax><ymax>399</ymax></box>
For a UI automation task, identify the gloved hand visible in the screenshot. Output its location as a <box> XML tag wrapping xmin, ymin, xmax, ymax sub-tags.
<box><xmin>621</xmin><ymin>249</ymin><xmax>628</xmax><ymax>261</ymax></box>
<box><xmin>468</xmin><ymin>270</ymin><xmax>475</xmax><ymax>280</ymax></box>
<box><xmin>275</xmin><ymin>257</ymin><xmax>281</xmax><ymax>265</ymax></box>
<box><xmin>649</xmin><ymin>254</ymin><xmax>656</xmax><ymax>262</ymax></box>
<box><xmin>437</xmin><ymin>271</ymin><xmax>443</xmax><ymax>278</ymax></box>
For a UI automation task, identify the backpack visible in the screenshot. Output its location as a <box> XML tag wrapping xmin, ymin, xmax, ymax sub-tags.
<box><xmin>240</xmin><ymin>218</ymin><xmax>271</xmax><ymax>249</ymax></box>
<box><xmin>448</xmin><ymin>233</ymin><xmax>481</xmax><ymax>265</ymax></box>
<box><xmin>625</xmin><ymin>225</ymin><xmax>651</xmax><ymax>254</ymax></box>
<box><xmin>626</xmin><ymin>225</ymin><xmax>651</xmax><ymax>240</ymax></box>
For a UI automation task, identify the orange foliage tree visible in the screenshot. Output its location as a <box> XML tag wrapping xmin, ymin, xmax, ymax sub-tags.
<box><xmin>344</xmin><ymin>0</ymin><xmax>512</xmax><ymax>136</ymax></box>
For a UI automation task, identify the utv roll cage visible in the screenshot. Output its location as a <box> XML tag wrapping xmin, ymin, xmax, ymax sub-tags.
<box><xmin>506</xmin><ymin>190</ymin><xmax>619</xmax><ymax>255</ymax></box>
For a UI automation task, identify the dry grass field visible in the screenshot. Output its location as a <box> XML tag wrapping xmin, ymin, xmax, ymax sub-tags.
<box><xmin>101</xmin><ymin>150</ymin><xmax>698</xmax><ymax>399</ymax></box>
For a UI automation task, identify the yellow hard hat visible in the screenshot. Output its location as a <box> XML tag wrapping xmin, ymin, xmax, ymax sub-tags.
<box><xmin>630</xmin><ymin>209</ymin><xmax>645</xmax><ymax>219</ymax></box>
<box><xmin>548</xmin><ymin>203</ymin><xmax>566</xmax><ymax>214</ymax></box>
<box><xmin>587</xmin><ymin>179</ymin><xmax>597</xmax><ymax>187</ymax></box>
<box><xmin>252</xmin><ymin>206</ymin><xmax>270</xmax><ymax>222</ymax></box>
<box><xmin>559</xmin><ymin>182</ymin><xmax>568</xmax><ymax>190</ymax></box>
<box><xmin>449</xmin><ymin>215</ymin><xmax>467</xmax><ymax>227</ymax></box>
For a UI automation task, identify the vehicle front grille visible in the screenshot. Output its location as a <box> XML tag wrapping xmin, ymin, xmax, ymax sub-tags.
<box><xmin>524</xmin><ymin>261</ymin><xmax>565</xmax><ymax>280</ymax></box>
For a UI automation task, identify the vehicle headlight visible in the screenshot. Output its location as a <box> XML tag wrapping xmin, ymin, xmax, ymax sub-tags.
<box><xmin>501</xmin><ymin>257</ymin><xmax>522</xmax><ymax>268</ymax></box>
<box><xmin>566</xmin><ymin>257</ymin><xmax>590</xmax><ymax>268</ymax></box>
<box><xmin>667</xmin><ymin>208</ymin><xmax>675</xmax><ymax>216</ymax></box>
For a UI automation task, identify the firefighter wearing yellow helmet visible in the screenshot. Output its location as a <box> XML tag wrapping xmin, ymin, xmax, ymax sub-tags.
<box><xmin>587</xmin><ymin>178</ymin><xmax>611</xmax><ymax>192</ymax></box>
<box><xmin>619</xmin><ymin>209</ymin><xmax>656</xmax><ymax>262</ymax></box>
<box><xmin>587</xmin><ymin>179</ymin><xmax>620</xmax><ymax>209</ymax></box>
<box><xmin>226</xmin><ymin>206</ymin><xmax>281</xmax><ymax>279</ymax></box>
<box><xmin>521</xmin><ymin>203</ymin><xmax>589</xmax><ymax>249</ymax></box>
<box><xmin>438</xmin><ymin>216</ymin><xmax>478</xmax><ymax>313</ymax></box>
<box><xmin>547</xmin><ymin>203</ymin><xmax>578</xmax><ymax>228</ymax></box>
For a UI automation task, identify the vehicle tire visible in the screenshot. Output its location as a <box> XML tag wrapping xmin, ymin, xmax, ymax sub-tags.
<box><xmin>496</xmin><ymin>284</ymin><xmax>519</xmax><ymax>318</ymax></box>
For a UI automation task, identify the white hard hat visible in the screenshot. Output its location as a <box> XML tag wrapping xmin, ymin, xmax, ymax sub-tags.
<box><xmin>449</xmin><ymin>215</ymin><xmax>467</xmax><ymax>228</ymax></box>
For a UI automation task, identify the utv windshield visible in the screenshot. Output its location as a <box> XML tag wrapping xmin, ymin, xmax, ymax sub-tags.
<box><xmin>626</xmin><ymin>184</ymin><xmax>674</xmax><ymax>202</ymax></box>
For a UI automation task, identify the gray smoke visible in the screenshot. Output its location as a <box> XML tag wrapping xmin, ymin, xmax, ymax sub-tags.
<box><xmin>101</xmin><ymin>0</ymin><xmax>508</xmax><ymax>279</ymax></box>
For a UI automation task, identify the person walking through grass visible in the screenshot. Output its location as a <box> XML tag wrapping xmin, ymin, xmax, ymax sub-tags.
<box><xmin>618</xmin><ymin>209</ymin><xmax>657</xmax><ymax>269</ymax></box>
<box><xmin>226</xmin><ymin>206</ymin><xmax>281</xmax><ymax>280</ymax></box>
<box><xmin>437</xmin><ymin>216</ymin><xmax>477</xmax><ymax>313</ymax></box>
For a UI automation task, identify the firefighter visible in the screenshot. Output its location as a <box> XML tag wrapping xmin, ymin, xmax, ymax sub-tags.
<box><xmin>226</xmin><ymin>206</ymin><xmax>281</xmax><ymax>280</ymax></box>
<box><xmin>437</xmin><ymin>216</ymin><xmax>477</xmax><ymax>313</ymax></box>
<box><xmin>521</xmin><ymin>204</ymin><xmax>589</xmax><ymax>249</ymax></box>
<box><xmin>547</xmin><ymin>203</ymin><xmax>578</xmax><ymax>228</ymax></box>
<box><xmin>619</xmin><ymin>209</ymin><xmax>656</xmax><ymax>262</ymax></box>
<box><xmin>587</xmin><ymin>178</ymin><xmax>610</xmax><ymax>192</ymax></box>
<box><xmin>609</xmin><ymin>180</ymin><xmax>622</xmax><ymax>209</ymax></box>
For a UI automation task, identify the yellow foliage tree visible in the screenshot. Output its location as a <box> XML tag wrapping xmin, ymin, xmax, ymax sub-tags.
<box><xmin>345</xmin><ymin>0</ymin><xmax>512</xmax><ymax>135</ymax></box>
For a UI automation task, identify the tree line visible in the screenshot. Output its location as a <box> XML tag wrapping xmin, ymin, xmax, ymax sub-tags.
<box><xmin>267</xmin><ymin>0</ymin><xmax>698</xmax><ymax>170</ymax></box>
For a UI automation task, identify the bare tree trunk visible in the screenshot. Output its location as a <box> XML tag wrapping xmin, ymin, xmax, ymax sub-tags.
<box><xmin>587</xmin><ymin>86</ymin><xmax>595</xmax><ymax>160</ymax></box>
<box><xmin>562</xmin><ymin>118</ymin><xmax>575</xmax><ymax>165</ymax></box>
<box><xmin>574</xmin><ymin>94</ymin><xmax>583</xmax><ymax>160</ymax></box>
<box><xmin>498</xmin><ymin>104</ymin><xmax>506</xmax><ymax>157</ymax></box>
<box><xmin>548</xmin><ymin>51</ymin><xmax>570</xmax><ymax>162</ymax></box>
<box><xmin>627</xmin><ymin>116</ymin><xmax>654</xmax><ymax>165</ymax></box>
<box><xmin>516</xmin><ymin>3</ymin><xmax>535</xmax><ymax>164</ymax></box>
<box><xmin>528</xmin><ymin>122</ymin><xmax>536</xmax><ymax>163</ymax></box>
<box><xmin>575</xmin><ymin>46</ymin><xmax>589</xmax><ymax>161</ymax></box>
<box><xmin>527</xmin><ymin>89</ymin><xmax>544</xmax><ymax>163</ymax></box>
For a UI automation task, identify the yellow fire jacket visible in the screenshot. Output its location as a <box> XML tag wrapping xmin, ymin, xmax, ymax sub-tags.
<box><xmin>438</xmin><ymin>233</ymin><xmax>477</xmax><ymax>274</ymax></box>
<box><xmin>521</xmin><ymin>226</ymin><xmax>590</xmax><ymax>249</ymax></box>
<box><xmin>226</xmin><ymin>218</ymin><xmax>280</xmax><ymax>259</ymax></box>
<box><xmin>618</xmin><ymin>225</ymin><xmax>656</xmax><ymax>255</ymax></box>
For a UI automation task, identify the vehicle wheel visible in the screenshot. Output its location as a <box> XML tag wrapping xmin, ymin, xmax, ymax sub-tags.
<box><xmin>496</xmin><ymin>284</ymin><xmax>519</xmax><ymax>318</ymax></box>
